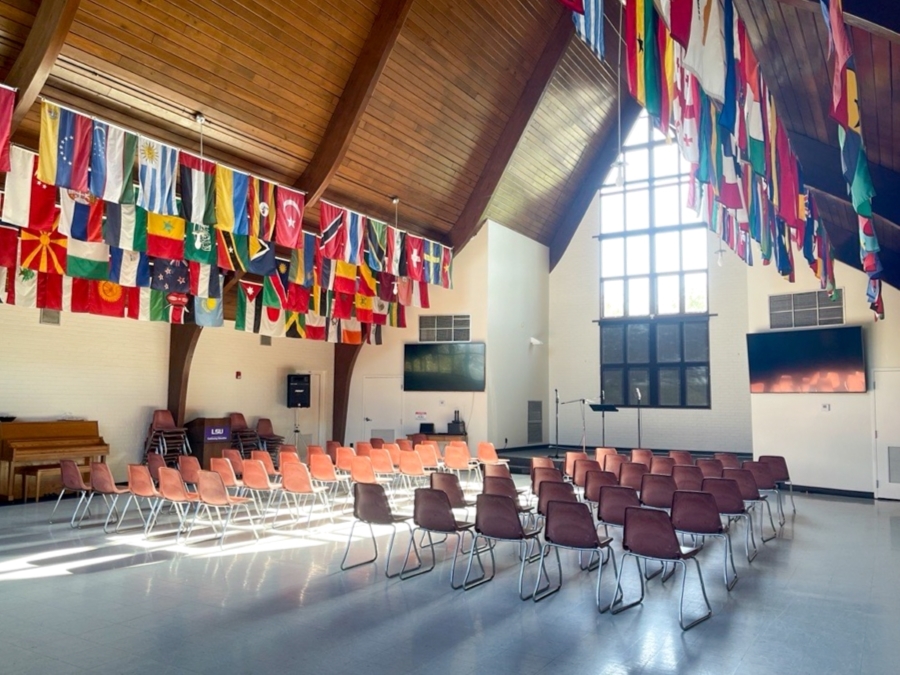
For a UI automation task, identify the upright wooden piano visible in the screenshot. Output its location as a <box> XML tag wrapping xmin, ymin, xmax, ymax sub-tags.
<box><xmin>0</xmin><ymin>420</ymin><xmax>109</xmax><ymax>501</ymax></box>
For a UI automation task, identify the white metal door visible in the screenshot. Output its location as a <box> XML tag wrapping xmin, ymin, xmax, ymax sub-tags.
<box><xmin>874</xmin><ymin>370</ymin><xmax>900</xmax><ymax>499</ymax></box>
<box><xmin>363</xmin><ymin>376</ymin><xmax>402</xmax><ymax>442</ymax></box>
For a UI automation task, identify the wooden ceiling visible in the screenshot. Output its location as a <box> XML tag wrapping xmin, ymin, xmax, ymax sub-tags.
<box><xmin>1</xmin><ymin>0</ymin><xmax>899</xmax><ymax>283</ymax></box>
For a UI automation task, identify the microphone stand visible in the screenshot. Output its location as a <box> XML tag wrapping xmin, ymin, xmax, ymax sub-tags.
<box><xmin>636</xmin><ymin>389</ymin><xmax>643</xmax><ymax>448</ymax></box>
<box><xmin>553</xmin><ymin>388</ymin><xmax>560</xmax><ymax>458</ymax></box>
<box><xmin>561</xmin><ymin>397</ymin><xmax>589</xmax><ymax>456</ymax></box>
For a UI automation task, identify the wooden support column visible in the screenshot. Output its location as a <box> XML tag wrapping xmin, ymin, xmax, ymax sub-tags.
<box><xmin>549</xmin><ymin>97</ymin><xmax>643</xmax><ymax>270</ymax></box>
<box><xmin>5</xmin><ymin>0</ymin><xmax>82</xmax><ymax>131</ymax></box>
<box><xmin>449</xmin><ymin>11</ymin><xmax>574</xmax><ymax>251</ymax></box>
<box><xmin>295</xmin><ymin>0</ymin><xmax>414</xmax><ymax>206</ymax></box>
<box><xmin>332</xmin><ymin>343</ymin><xmax>362</xmax><ymax>444</ymax></box>
<box><xmin>167</xmin><ymin>324</ymin><xmax>203</xmax><ymax>427</ymax></box>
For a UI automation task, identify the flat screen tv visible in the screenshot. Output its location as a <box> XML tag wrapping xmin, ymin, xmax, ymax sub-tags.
<box><xmin>403</xmin><ymin>343</ymin><xmax>486</xmax><ymax>392</ymax></box>
<box><xmin>746</xmin><ymin>325</ymin><xmax>866</xmax><ymax>393</ymax></box>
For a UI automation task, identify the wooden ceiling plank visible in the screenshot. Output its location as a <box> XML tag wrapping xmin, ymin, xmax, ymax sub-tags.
<box><xmin>867</xmin><ymin>30</ymin><xmax>893</xmax><ymax>170</ymax></box>
<box><xmin>295</xmin><ymin>0</ymin><xmax>414</xmax><ymax>206</ymax></box>
<box><xmin>549</xmin><ymin>98</ymin><xmax>642</xmax><ymax>271</ymax></box>
<box><xmin>774</xmin><ymin>0</ymin><xmax>900</xmax><ymax>46</ymax></box>
<box><xmin>891</xmin><ymin>41</ymin><xmax>900</xmax><ymax>170</ymax></box>
<box><xmin>6</xmin><ymin>0</ymin><xmax>81</xmax><ymax>130</ymax></box>
<box><xmin>448</xmin><ymin>11</ymin><xmax>574</xmax><ymax>250</ymax></box>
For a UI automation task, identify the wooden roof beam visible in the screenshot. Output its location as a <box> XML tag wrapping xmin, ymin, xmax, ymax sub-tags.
<box><xmin>5</xmin><ymin>0</ymin><xmax>81</xmax><ymax>131</ymax></box>
<box><xmin>448</xmin><ymin>11</ymin><xmax>574</xmax><ymax>251</ymax></box>
<box><xmin>549</xmin><ymin>97</ymin><xmax>643</xmax><ymax>271</ymax></box>
<box><xmin>295</xmin><ymin>0</ymin><xmax>414</xmax><ymax>207</ymax></box>
<box><xmin>774</xmin><ymin>0</ymin><xmax>900</xmax><ymax>44</ymax></box>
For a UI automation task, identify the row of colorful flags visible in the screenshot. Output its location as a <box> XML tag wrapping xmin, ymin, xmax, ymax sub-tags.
<box><xmin>0</xmin><ymin>98</ymin><xmax>455</xmax><ymax>343</ymax></box>
<box><xmin>566</xmin><ymin>0</ymin><xmax>876</xmax><ymax>313</ymax></box>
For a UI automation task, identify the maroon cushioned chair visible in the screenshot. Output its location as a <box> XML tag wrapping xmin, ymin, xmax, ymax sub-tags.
<box><xmin>672</xmin><ymin>465</ymin><xmax>704</xmax><ymax>492</ymax></box>
<box><xmin>531</xmin><ymin>467</ymin><xmax>564</xmax><ymax>501</ymax></box>
<box><xmin>714</xmin><ymin>453</ymin><xmax>742</xmax><ymax>470</ymax></box>
<box><xmin>743</xmin><ymin>460</ymin><xmax>785</xmax><ymax>525</ymax></box>
<box><xmin>603</xmin><ymin>453</ymin><xmax>627</xmax><ymax>479</ymax></box>
<box><xmin>341</xmin><ymin>482</ymin><xmax>414</xmax><ymax>578</ymax></box>
<box><xmin>650</xmin><ymin>456</ymin><xmax>676</xmax><ymax>476</ymax></box>
<box><xmin>631</xmin><ymin>449</ymin><xmax>654</xmax><ymax>468</ymax></box>
<box><xmin>463</xmin><ymin>493</ymin><xmax>544</xmax><ymax>599</ymax></box>
<box><xmin>573</xmin><ymin>459</ymin><xmax>603</xmax><ymax>489</ymax></box>
<box><xmin>671</xmin><ymin>490</ymin><xmax>737</xmax><ymax>590</ymax></box>
<box><xmin>532</xmin><ymin>500</ymin><xmax>618</xmax><ymax>612</ymax></box>
<box><xmin>639</xmin><ymin>473</ymin><xmax>677</xmax><ymax>511</ymax></box>
<box><xmin>723</xmin><ymin>468</ymin><xmax>779</xmax><ymax>543</ymax></box>
<box><xmin>611</xmin><ymin>507</ymin><xmax>712</xmax><ymax>630</ymax></box>
<box><xmin>619</xmin><ymin>462</ymin><xmax>649</xmax><ymax>492</ymax></box>
<box><xmin>597</xmin><ymin>485</ymin><xmax>641</xmax><ymax>535</ymax></box>
<box><xmin>400</xmin><ymin>488</ymin><xmax>474</xmax><ymax>587</ymax></box>
<box><xmin>583</xmin><ymin>470</ymin><xmax>618</xmax><ymax>504</ymax></box>
<box><xmin>696</xmin><ymin>458</ymin><xmax>724</xmax><ymax>479</ymax></box>
<box><xmin>758</xmin><ymin>454</ymin><xmax>796</xmax><ymax>513</ymax></box>
<box><xmin>595</xmin><ymin>447</ymin><xmax>618</xmax><ymax>463</ymax></box>
<box><xmin>564</xmin><ymin>452</ymin><xmax>589</xmax><ymax>480</ymax></box>
<box><xmin>702</xmin><ymin>477</ymin><xmax>758</xmax><ymax>562</ymax></box>
<box><xmin>669</xmin><ymin>450</ymin><xmax>694</xmax><ymax>466</ymax></box>
<box><xmin>537</xmin><ymin>480</ymin><xmax>577</xmax><ymax>522</ymax></box>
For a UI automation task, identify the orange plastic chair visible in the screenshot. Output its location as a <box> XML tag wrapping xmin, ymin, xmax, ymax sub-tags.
<box><xmin>384</xmin><ymin>443</ymin><xmax>402</xmax><ymax>467</ymax></box>
<box><xmin>50</xmin><ymin>459</ymin><xmax>93</xmax><ymax>527</ymax></box>
<box><xmin>350</xmin><ymin>455</ymin><xmax>379</xmax><ymax>485</ymax></box>
<box><xmin>595</xmin><ymin>447</ymin><xmax>618</xmax><ymax>463</ymax></box>
<box><xmin>177</xmin><ymin>455</ymin><xmax>202</xmax><ymax>488</ymax></box>
<box><xmin>146</xmin><ymin>453</ymin><xmax>167</xmax><ymax>484</ymax></box>
<box><xmin>399</xmin><ymin>450</ymin><xmax>430</xmax><ymax>491</ymax></box>
<box><xmin>250</xmin><ymin>450</ymin><xmax>282</xmax><ymax>480</ymax></box>
<box><xmin>355</xmin><ymin>441</ymin><xmax>373</xmax><ymax>457</ymax></box>
<box><xmin>88</xmin><ymin>462</ymin><xmax>130</xmax><ymax>533</ymax></box>
<box><xmin>397</xmin><ymin>439</ymin><xmax>413</xmax><ymax>453</ymax></box>
<box><xmin>309</xmin><ymin>453</ymin><xmax>349</xmax><ymax>499</ymax></box>
<box><xmin>306</xmin><ymin>445</ymin><xmax>326</xmax><ymax>461</ymax></box>
<box><xmin>210</xmin><ymin>457</ymin><xmax>243</xmax><ymax>493</ymax></box>
<box><xmin>278</xmin><ymin>450</ymin><xmax>301</xmax><ymax>470</ymax></box>
<box><xmin>335</xmin><ymin>446</ymin><xmax>356</xmax><ymax>474</ymax></box>
<box><xmin>416</xmin><ymin>444</ymin><xmax>442</xmax><ymax>471</ymax></box>
<box><xmin>116</xmin><ymin>464</ymin><xmax>161</xmax><ymax>534</ymax></box>
<box><xmin>604</xmin><ymin>454</ymin><xmax>627</xmax><ymax>478</ymax></box>
<box><xmin>477</xmin><ymin>442</ymin><xmax>508</xmax><ymax>466</ymax></box>
<box><xmin>155</xmin><ymin>467</ymin><xmax>199</xmax><ymax>541</ymax></box>
<box><xmin>187</xmin><ymin>470</ymin><xmax>258</xmax><ymax>546</ymax></box>
<box><xmin>275</xmin><ymin>462</ymin><xmax>331</xmax><ymax>527</ymax></box>
<box><xmin>370</xmin><ymin>447</ymin><xmax>398</xmax><ymax>478</ymax></box>
<box><xmin>242</xmin><ymin>459</ymin><xmax>282</xmax><ymax>522</ymax></box>
<box><xmin>444</xmin><ymin>444</ymin><xmax>478</xmax><ymax>483</ymax></box>
<box><xmin>222</xmin><ymin>448</ymin><xmax>245</xmax><ymax>477</ymax></box>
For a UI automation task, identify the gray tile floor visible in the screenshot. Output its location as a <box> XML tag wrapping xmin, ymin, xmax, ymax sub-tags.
<box><xmin>0</xmin><ymin>487</ymin><xmax>897</xmax><ymax>675</ymax></box>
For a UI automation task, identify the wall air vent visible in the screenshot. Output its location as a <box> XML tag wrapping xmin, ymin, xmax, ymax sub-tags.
<box><xmin>419</xmin><ymin>315</ymin><xmax>470</xmax><ymax>343</ymax></box>
<box><xmin>769</xmin><ymin>289</ymin><xmax>843</xmax><ymax>329</ymax></box>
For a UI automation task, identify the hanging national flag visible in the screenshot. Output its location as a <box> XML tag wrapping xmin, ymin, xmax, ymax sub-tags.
<box><xmin>305</xmin><ymin>313</ymin><xmax>327</xmax><ymax>341</ymax></box>
<box><xmin>184</xmin><ymin>220</ymin><xmax>217</xmax><ymax>265</ymax></box>
<box><xmin>263</xmin><ymin>257</ymin><xmax>290</xmax><ymax>309</ymax></box>
<box><xmin>343</xmin><ymin>210</ymin><xmax>365</xmax><ymax>264</ymax></box>
<box><xmin>285</xmin><ymin>311</ymin><xmax>306</xmax><ymax>339</ymax></box>
<box><xmin>247</xmin><ymin>235</ymin><xmax>276</xmax><ymax>276</ymax></box>
<box><xmin>248</xmin><ymin>176</ymin><xmax>277</xmax><ymax>242</ymax></box>
<box><xmin>89</xmin><ymin>280</ymin><xmax>127</xmax><ymax>318</ymax></box>
<box><xmin>356</xmin><ymin>264</ymin><xmax>376</xmax><ymax>323</ymax></box>
<box><xmin>146</xmin><ymin>212</ymin><xmax>186</xmax><ymax>260</ymax></box>
<box><xmin>573</xmin><ymin>0</ymin><xmax>603</xmax><ymax>59</ymax></box>
<box><xmin>59</xmin><ymin>190</ymin><xmax>105</xmax><ymax>242</ymax></box>
<box><xmin>90</xmin><ymin>120</ymin><xmax>137</xmax><ymax>204</ymax></box>
<box><xmin>332</xmin><ymin>261</ymin><xmax>357</xmax><ymax>296</ymax></box>
<box><xmin>275</xmin><ymin>186</ymin><xmax>305</xmax><ymax>249</ymax></box>
<box><xmin>215</xmin><ymin>165</ymin><xmax>249</xmax><ymax>234</ymax></box>
<box><xmin>66</xmin><ymin>238</ymin><xmax>109</xmax><ymax>280</ymax></box>
<box><xmin>35</xmin><ymin>272</ymin><xmax>65</xmax><ymax>311</ymax></box>
<box><xmin>0</xmin><ymin>224</ymin><xmax>18</xmax><ymax>268</ymax></box>
<box><xmin>683</xmin><ymin>0</ymin><xmax>726</xmax><ymax>102</ymax></box>
<box><xmin>320</xmin><ymin>201</ymin><xmax>346</xmax><ymax>260</ymax></box>
<box><xmin>4</xmin><ymin>265</ymin><xmax>37</xmax><ymax>307</ymax></box>
<box><xmin>363</xmin><ymin>323</ymin><xmax>382</xmax><ymax>345</ymax></box>
<box><xmin>104</xmin><ymin>202</ymin><xmax>148</xmax><ymax>252</ymax></box>
<box><xmin>150</xmin><ymin>258</ymin><xmax>190</xmax><ymax>293</ymax></box>
<box><xmin>20</xmin><ymin>228</ymin><xmax>67</xmax><ymax>274</ymax></box>
<box><xmin>2</xmin><ymin>147</ymin><xmax>59</xmax><ymax>230</ymax></box>
<box><xmin>718</xmin><ymin>0</ymin><xmax>737</xmax><ymax>132</ymax></box>
<box><xmin>365</xmin><ymin>219</ymin><xmax>386</xmax><ymax>272</ymax></box>
<box><xmin>397</xmin><ymin>277</ymin><xmax>430</xmax><ymax>308</ymax></box>
<box><xmin>0</xmin><ymin>86</ymin><xmax>14</xmax><ymax>172</ymax></box>
<box><xmin>179</xmin><ymin>153</ymin><xmax>217</xmax><ymax>225</ymax></box>
<box><xmin>192</xmin><ymin>295</ymin><xmax>224</xmax><ymax>327</ymax></box>
<box><xmin>38</xmin><ymin>102</ymin><xmax>92</xmax><ymax>191</ymax></box>
<box><xmin>236</xmin><ymin>280</ymin><xmax>263</xmax><ymax>333</ymax></box>
<box><xmin>669</xmin><ymin>0</ymin><xmax>691</xmax><ymax>47</ymax></box>
<box><xmin>404</xmin><ymin>234</ymin><xmax>425</xmax><ymax>282</ymax></box>
<box><xmin>285</xmin><ymin>283</ymin><xmax>310</xmax><ymax>313</ymax></box>
<box><xmin>154</xmin><ymin>290</ymin><xmax>189</xmax><ymax>324</ymax></box>
<box><xmin>216</xmin><ymin>230</ymin><xmax>248</xmax><ymax>272</ymax></box>
<box><xmin>290</xmin><ymin>232</ymin><xmax>318</xmax><ymax>287</ymax></box>
<box><xmin>422</xmin><ymin>240</ymin><xmax>443</xmax><ymax>285</ymax></box>
<box><xmin>673</xmin><ymin>54</ymin><xmax>700</xmax><ymax>164</ymax></box>
<box><xmin>385</xmin><ymin>226</ymin><xmax>404</xmax><ymax>276</ymax></box>
<box><xmin>137</xmin><ymin>137</ymin><xmax>178</xmax><ymax>216</ymax></box>
<box><xmin>188</xmin><ymin>261</ymin><xmax>221</xmax><ymax>299</ymax></box>
<box><xmin>109</xmin><ymin>247</ymin><xmax>150</xmax><ymax>287</ymax></box>
<box><xmin>259</xmin><ymin>306</ymin><xmax>286</xmax><ymax>338</ymax></box>
<box><xmin>440</xmin><ymin>246</ymin><xmax>453</xmax><ymax>289</ymax></box>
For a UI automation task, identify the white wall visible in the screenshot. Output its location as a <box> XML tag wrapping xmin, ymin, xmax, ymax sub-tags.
<box><xmin>486</xmin><ymin>221</ymin><xmax>550</xmax><ymax>447</ymax></box>
<box><xmin>549</xmin><ymin>192</ymin><xmax>753</xmax><ymax>453</ymax></box>
<box><xmin>0</xmin><ymin>305</ymin><xmax>169</xmax><ymax>478</ymax></box>
<box><xmin>346</xmin><ymin>226</ymin><xmax>490</xmax><ymax>445</ymax></box>
<box><xmin>747</xmin><ymin>258</ymin><xmax>900</xmax><ymax>493</ymax></box>
<box><xmin>187</xmin><ymin>326</ymin><xmax>334</xmax><ymax>449</ymax></box>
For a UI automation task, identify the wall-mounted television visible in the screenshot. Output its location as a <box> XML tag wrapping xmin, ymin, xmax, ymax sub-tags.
<box><xmin>746</xmin><ymin>325</ymin><xmax>866</xmax><ymax>393</ymax></box>
<box><xmin>403</xmin><ymin>343</ymin><xmax>486</xmax><ymax>392</ymax></box>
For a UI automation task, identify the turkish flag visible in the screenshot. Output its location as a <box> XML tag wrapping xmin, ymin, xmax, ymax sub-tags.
<box><xmin>275</xmin><ymin>186</ymin><xmax>305</xmax><ymax>249</ymax></box>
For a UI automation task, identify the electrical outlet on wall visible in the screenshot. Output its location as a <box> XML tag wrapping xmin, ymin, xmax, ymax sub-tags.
<box><xmin>821</xmin><ymin>403</ymin><xmax>831</xmax><ymax>412</ymax></box>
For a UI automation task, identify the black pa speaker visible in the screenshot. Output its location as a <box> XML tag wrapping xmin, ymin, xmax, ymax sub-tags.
<box><xmin>287</xmin><ymin>374</ymin><xmax>311</xmax><ymax>409</ymax></box>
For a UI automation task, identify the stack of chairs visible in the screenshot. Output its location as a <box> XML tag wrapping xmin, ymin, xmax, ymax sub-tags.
<box><xmin>143</xmin><ymin>410</ymin><xmax>192</xmax><ymax>465</ymax></box>
<box><xmin>255</xmin><ymin>418</ymin><xmax>285</xmax><ymax>457</ymax></box>
<box><xmin>230</xmin><ymin>413</ymin><xmax>261</xmax><ymax>456</ymax></box>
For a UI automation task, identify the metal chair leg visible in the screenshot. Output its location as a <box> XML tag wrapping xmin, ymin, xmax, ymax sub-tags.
<box><xmin>679</xmin><ymin>558</ymin><xmax>712</xmax><ymax>630</ymax></box>
<box><xmin>611</xmin><ymin>553</ymin><xmax>645</xmax><ymax>615</ymax></box>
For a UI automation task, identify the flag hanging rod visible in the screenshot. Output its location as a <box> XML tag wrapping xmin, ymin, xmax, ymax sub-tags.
<box><xmin>0</xmin><ymin>83</ymin><xmax>18</xmax><ymax>93</ymax></box>
<box><xmin>36</xmin><ymin>95</ymin><xmax>309</xmax><ymax>200</ymax></box>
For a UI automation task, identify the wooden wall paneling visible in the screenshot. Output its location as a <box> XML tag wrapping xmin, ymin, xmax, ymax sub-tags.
<box><xmin>867</xmin><ymin>30</ymin><xmax>893</xmax><ymax>170</ymax></box>
<box><xmin>449</xmin><ymin>10</ymin><xmax>574</xmax><ymax>250</ymax></box>
<box><xmin>5</xmin><ymin>0</ymin><xmax>80</xmax><ymax>130</ymax></box>
<box><xmin>774</xmin><ymin>0</ymin><xmax>900</xmax><ymax>46</ymax></box>
<box><xmin>778</xmin><ymin>4</ymin><xmax>830</xmax><ymax>142</ymax></box>
<box><xmin>295</xmin><ymin>0</ymin><xmax>415</xmax><ymax>206</ymax></box>
<box><xmin>851</xmin><ymin>28</ymin><xmax>879</xmax><ymax>165</ymax></box>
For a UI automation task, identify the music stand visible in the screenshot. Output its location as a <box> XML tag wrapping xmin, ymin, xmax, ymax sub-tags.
<box><xmin>588</xmin><ymin>403</ymin><xmax>618</xmax><ymax>447</ymax></box>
